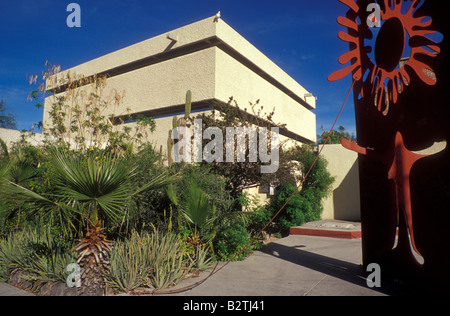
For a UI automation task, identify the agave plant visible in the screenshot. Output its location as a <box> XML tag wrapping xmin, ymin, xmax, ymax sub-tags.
<box><xmin>1</xmin><ymin>147</ymin><xmax>178</xmax><ymax>294</ymax></box>
<box><xmin>107</xmin><ymin>229</ymin><xmax>192</xmax><ymax>292</ymax></box>
<box><xmin>0</xmin><ymin>227</ymin><xmax>76</xmax><ymax>288</ymax></box>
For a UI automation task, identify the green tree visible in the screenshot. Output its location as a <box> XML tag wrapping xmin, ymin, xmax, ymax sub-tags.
<box><xmin>195</xmin><ymin>98</ymin><xmax>285</xmax><ymax>198</ymax></box>
<box><xmin>0</xmin><ymin>99</ymin><xmax>17</xmax><ymax>129</ymax></box>
<box><xmin>317</xmin><ymin>125</ymin><xmax>355</xmax><ymax>145</ymax></box>
<box><xmin>269</xmin><ymin>145</ymin><xmax>335</xmax><ymax>232</ymax></box>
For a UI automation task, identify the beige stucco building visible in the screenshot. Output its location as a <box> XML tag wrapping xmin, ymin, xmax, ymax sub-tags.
<box><xmin>43</xmin><ymin>15</ymin><xmax>317</xmax><ymax>152</ymax></box>
<box><xmin>39</xmin><ymin>14</ymin><xmax>320</xmax><ymax>209</ymax></box>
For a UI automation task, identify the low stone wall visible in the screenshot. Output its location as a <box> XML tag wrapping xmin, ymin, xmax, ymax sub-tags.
<box><xmin>0</xmin><ymin>128</ymin><xmax>45</xmax><ymax>149</ymax></box>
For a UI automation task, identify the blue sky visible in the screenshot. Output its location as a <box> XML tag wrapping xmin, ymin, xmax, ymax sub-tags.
<box><xmin>0</xmin><ymin>0</ymin><xmax>356</xmax><ymax>138</ymax></box>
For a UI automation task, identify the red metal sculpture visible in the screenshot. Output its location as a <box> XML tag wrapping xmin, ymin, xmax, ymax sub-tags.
<box><xmin>341</xmin><ymin>132</ymin><xmax>441</xmax><ymax>260</ymax></box>
<box><xmin>328</xmin><ymin>0</ymin><xmax>449</xmax><ymax>291</ymax></box>
<box><xmin>329</xmin><ymin>0</ymin><xmax>441</xmax><ymax>115</ymax></box>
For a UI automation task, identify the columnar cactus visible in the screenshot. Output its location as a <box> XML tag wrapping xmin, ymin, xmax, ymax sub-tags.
<box><xmin>167</xmin><ymin>90</ymin><xmax>192</xmax><ymax>165</ymax></box>
<box><xmin>167</xmin><ymin>130</ymin><xmax>174</xmax><ymax>167</ymax></box>
<box><xmin>185</xmin><ymin>90</ymin><xmax>192</xmax><ymax>120</ymax></box>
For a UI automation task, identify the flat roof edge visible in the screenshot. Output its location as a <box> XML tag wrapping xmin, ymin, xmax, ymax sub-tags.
<box><xmin>215</xmin><ymin>19</ymin><xmax>315</xmax><ymax>109</ymax></box>
<box><xmin>46</xmin><ymin>15</ymin><xmax>315</xmax><ymax>110</ymax></box>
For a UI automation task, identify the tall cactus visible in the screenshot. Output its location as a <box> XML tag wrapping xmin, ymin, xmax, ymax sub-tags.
<box><xmin>159</xmin><ymin>144</ymin><xmax>163</xmax><ymax>166</ymax></box>
<box><xmin>172</xmin><ymin>115</ymin><xmax>178</xmax><ymax>129</ymax></box>
<box><xmin>167</xmin><ymin>130</ymin><xmax>174</xmax><ymax>167</ymax></box>
<box><xmin>167</xmin><ymin>90</ymin><xmax>192</xmax><ymax>166</ymax></box>
<box><xmin>185</xmin><ymin>90</ymin><xmax>192</xmax><ymax>120</ymax></box>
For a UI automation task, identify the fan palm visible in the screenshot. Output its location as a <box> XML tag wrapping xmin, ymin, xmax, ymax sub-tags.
<box><xmin>0</xmin><ymin>144</ymin><xmax>40</xmax><ymax>230</ymax></box>
<box><xmin>168</xmin><ymin>179</ymin><xmax>217</xmax><ymax>248</ymax></box>
<box><xmin>183</xmin><ymin>183</ymin><xmax>217</xmax><ymax>235</ymax></box>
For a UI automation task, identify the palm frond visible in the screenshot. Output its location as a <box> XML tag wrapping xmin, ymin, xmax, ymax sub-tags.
<box><xmin>133</xmin><ymin>172</ymin><xmax>181</xmax><ymax>197</ymax></box>
<box><xmin>48</xmin><ymin>147</ymin><xmax>178</xmax><ymax>226</ymax></box>
<box><xmin>166</xmin><ymin>184</ymin><xmax>178</xmax><ymax>206</ymax></box>
<box><xmin>0</xmin><ymin>138</ymin><xmax>8</xmax><ymax>158</ymax></box>
<box><xmin>0</xmin><ymin>159</ymin><xmax>11</xmax><ymax>185</ymax></box>
<box><xmin>1</xmin><ymin>180</ymin><xmax>81</xmax><ymax>235</ymax></box>
<box><xmin>9</xmin><ymin>163</ymin><xmax>39</xmax><ymax>185</ymax></box>
<box><xmin>48</xmin><ymin>148</ymin><xmax>133</xmax><ymax>223</ymax></box>
<box><xmin>182</xmin><ymin>181</ymin><xmax>216</xmax><ymax>231</ymax></box>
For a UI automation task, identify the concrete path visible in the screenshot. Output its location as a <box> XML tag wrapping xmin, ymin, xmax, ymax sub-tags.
<box><xmin>0</xmin><ymin>282</ymin><xmax>34</xmax><ymax>296</ymax></box>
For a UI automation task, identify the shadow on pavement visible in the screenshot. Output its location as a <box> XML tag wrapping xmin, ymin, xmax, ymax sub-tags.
<box><xmin>261</xmin><ymin>241</ymin><xmax>407</xmax><ymax>296</ymax></box>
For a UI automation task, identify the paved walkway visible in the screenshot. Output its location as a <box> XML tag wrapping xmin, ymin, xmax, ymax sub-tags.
<box><xmin>163</xmin><ymin>234</ymin><xmax>400</xmax><ymax>296</ymax></box>
<box><xmin>0</xmin><ymin>282</ymin><xmax>34</xmax><ymax>296</ymax></box>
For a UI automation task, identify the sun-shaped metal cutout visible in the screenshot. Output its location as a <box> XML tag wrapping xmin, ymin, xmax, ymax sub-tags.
<box><xmin>328</xmin><ymin>0</ymin><xmax>442</xmax><ymax>115</ymax></box>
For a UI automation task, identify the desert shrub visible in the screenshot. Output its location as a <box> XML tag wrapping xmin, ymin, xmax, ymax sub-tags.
<box><xmin>285</xmin><ymin>145</ymin><xmax>334</xmax><ymax>212</ymax></box>
<box><xmin>247</xmin><ymin>206</ymin><xmax>273</xmax><ymax>236</ymax></box>
<box><xmin>176</xmin><ymin>164</ymin><xmax>233</xmax><ymax>217</ymax></box>
<box><xmin>264</xmin><ymin>145</ymin><xmax>334</xmax><ymax>232</ymax></box>
<box><xmin>162</xmin><ymin>164</ymin><xmax>234</xmax><ymax>237</ymax></box>
<box><xmin>270</xmin><ymin>183</ymin><xmax>320</xmax><ymax>231</ymax></box>
<box><xmin>213</xmin><ymin>221</ymin><xmax>253</xmax><ymax>261</ymax></box>
<box><xmin>0</xmin><ymin>143</ymin><xmax>49</xmax><ymax>233</ymax></box>
<box><xmin>126</xmin><ymin>143</ymin><xmax>173</xmax><ymax>232</ymax></box>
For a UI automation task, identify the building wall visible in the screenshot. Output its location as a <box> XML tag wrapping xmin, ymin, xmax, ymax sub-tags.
<box><xmin>214</xmin><ymin>48</ymin><xmax>316</xmax><ymax>143</ymax></box>
<box><xmin>43</xmin><ymin>47</ymin><xmax>217</xmax><ymax>131</ymax></box>
<box><xmin>104</xmin><ymin>47</ymin><xmax>216</xmax><ymax>113</ymax></box>
<box><xmin>215</xmin><ymin>18</ymin><xmax>315</xmax><ymax>110</ymax></box>
<box><xmin>45</xmin><ymin>18</ymin><xmax>218</xmax><ymax>88</ymax></box>
<box><xmin>43</xmin><ymin>15</ymin><xmax>317</xmax><ymax>153</ymax></box>
<box><xmin>321</xmin><ymin>144</ymin><xmax>361</xmax><ymax>221</ymax></box>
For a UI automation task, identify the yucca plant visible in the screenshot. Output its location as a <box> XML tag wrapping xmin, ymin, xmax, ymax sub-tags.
<box><xmin>1</xmin><ymin>147</ymin><xmax>178</xmax><ymax>295</ymax></box>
